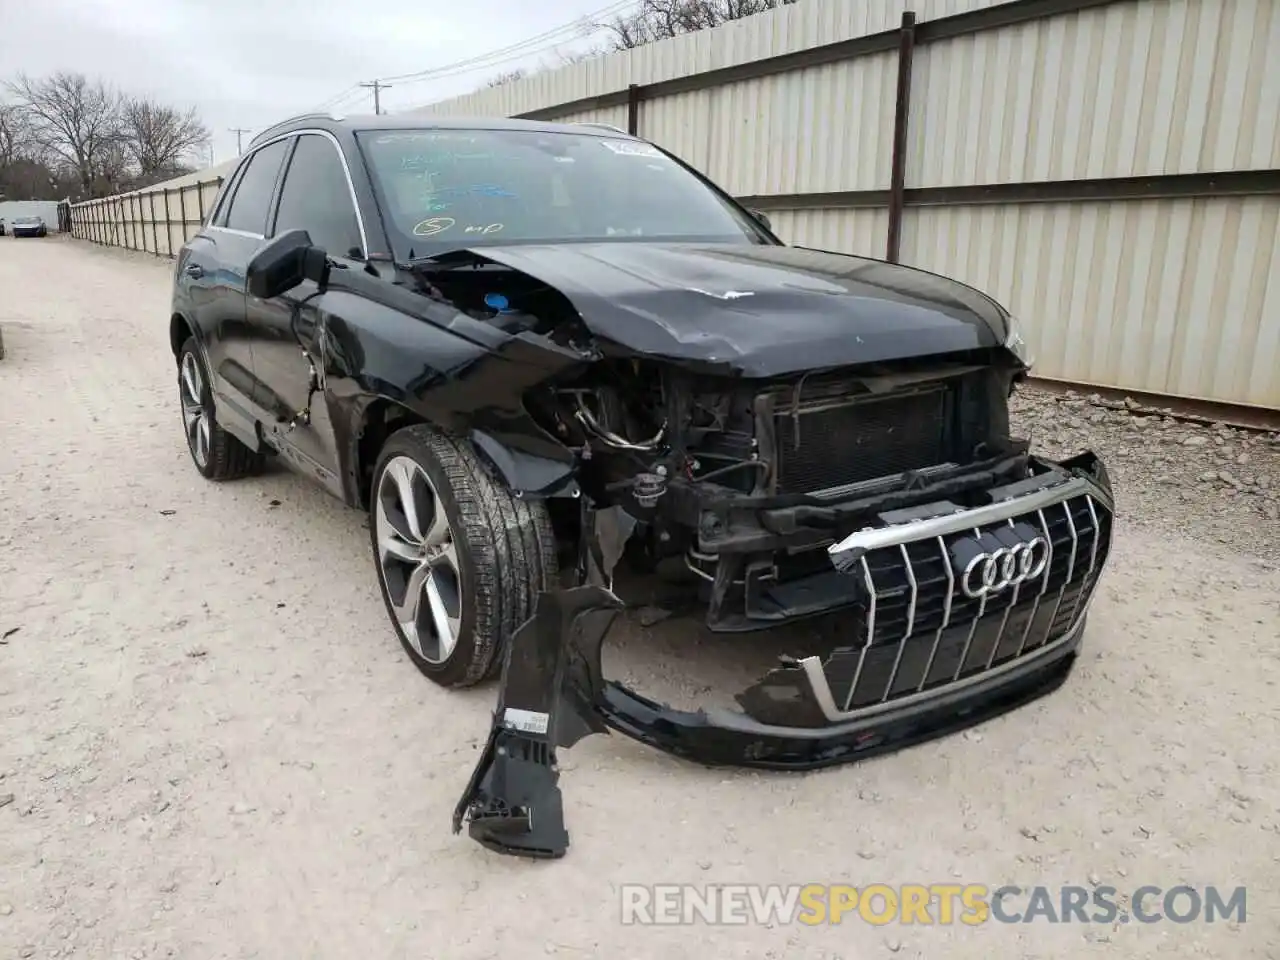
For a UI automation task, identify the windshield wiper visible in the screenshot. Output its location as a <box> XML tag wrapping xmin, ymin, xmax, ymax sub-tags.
<box><xmin>405</xmin><ymin>248</ymin><xmax>513</xmax><ymax>273</ymax></box>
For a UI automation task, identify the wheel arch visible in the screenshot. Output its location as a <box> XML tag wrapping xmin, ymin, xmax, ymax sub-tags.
<box><xmin>352</xmin><ymin>398</ymin><xmax>428</xmax><ymax>509</ymax></box>
<box><xmin>350</xmin><ymin>398</ymin><xmax>580</xmax><ymax>511</ymax></box>
<box><xmin>170</xmin><ymin>312</ymin><xmax>196</xmax><ymax>360</ymax></box>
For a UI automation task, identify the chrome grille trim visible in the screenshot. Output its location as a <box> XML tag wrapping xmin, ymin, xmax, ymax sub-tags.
<box><xmin>916</xmin><ymin>536</ymin><xmax>954</xmax><ymax>692</ymax></box>
<box><xmin>801</xmin><ymin>479</ymin><xmax>1109</xmax><ymax>724</ymax></box>
<box><xmin>1043</xmin><ymin>501</ymin><xmax>1078</xmax><ymax>635</ymax></box>
<box><xmin>828</xmin><ymin>473</ymin><xmax>1111</xmax><ymax>569</ymax></box>
<box><xmin>1014</xmin><ymin>509</ymin><xmax>1056</xmax><ymax>657</ymax></box>
<box><xmin>952</xmin><ymin>526</ymin><xmax>988</xmax><ymax>682</ymax></box>
<box><xmin>840</xmin><ymin>557</ymin><xmax>878</xmax><ymax>711</ymax></box>
<box><xmin>799</xmin><ymin>614</ymin><xmax>1088</xmax><ymax>725</ymax></box>
<box><xmin>1062</xmin><ymin>496</ymin><xmax>1102</xmax><ymax>626</ymax></box>
<box><xmin>881</xmin><ymin>544</ymin><xmax>918</xmax><ymax>700</ymax></box>
<box><xmin>985</xmin><ymin>519</ymin><xmax>1022</xmax><ymax>670</ymax></box>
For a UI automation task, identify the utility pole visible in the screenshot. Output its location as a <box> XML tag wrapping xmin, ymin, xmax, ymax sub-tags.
<box><xmin>228</xmin><ymin>128</ymin><xmax>251</xmax><ymax>154</ymax></box>
<box><xmin>358</xmin><ymin>80</ymin><xmax>392</xmax><ymax>115</ymax></box>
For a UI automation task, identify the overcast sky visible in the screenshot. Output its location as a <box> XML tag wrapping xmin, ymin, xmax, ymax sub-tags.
<box><xmin>0</xmin><ymin>0</ymin><xmax>623</xmax><ymax>166</ymax></box>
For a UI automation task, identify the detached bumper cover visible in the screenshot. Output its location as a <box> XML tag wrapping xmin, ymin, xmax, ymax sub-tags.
<box><xmin>455</xmin><ymin>451</ymin><xmax>1114</xmax><ymax>858</ymax></box>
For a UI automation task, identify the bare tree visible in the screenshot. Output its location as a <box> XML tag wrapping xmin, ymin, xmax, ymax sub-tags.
<box><xmin>6</xmin><ymin>72</ymin><xmax>123</xmax><ymax>196</ymax></box>
<box><xmin>120</xmin><ymin>98</ymin><xmax>210</xmax><ymax>179</ymax></box>
<box><xmin>91</xmin><ymin>141</ymin><xmax>134</xmax><ymax>197</ymax></box>
<box><xmin>485</xmin><ymin>69</ymin><xmax>529</xmax><ymax>88</ymax></box>
<box><xmin>555</xmin><ymin>47</ymin><xmax>605</xmax><ymax>66</ymax></box>
<box><xmin>603</xmin><ymin>0</ymin><xmax>798</xmax><ymax>49</ymax></box>
<box><xmin>0</xmin><ymin>100</ymin><xmax>32</xmax><ymax>172</ymax></box>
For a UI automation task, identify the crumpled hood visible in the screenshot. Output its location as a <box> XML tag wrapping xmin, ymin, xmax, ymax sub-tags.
<box><xmin>472</xmin><ymin>242</ymin><xmax>1011</xmax><ymax>377</ymax></box>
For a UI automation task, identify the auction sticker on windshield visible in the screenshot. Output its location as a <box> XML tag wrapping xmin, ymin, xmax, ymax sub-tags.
<box><xmin>599</xmin><ymin>139</ymin><xmax>663</xmax><ymax>158</ymax></box>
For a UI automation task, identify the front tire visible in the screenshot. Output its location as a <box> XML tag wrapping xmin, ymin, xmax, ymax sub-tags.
<box><xmin>370</xmin><ymin>425</ymin><xmax>558</xmax><ymax>688</ymax></box>
<box><xmin>176</xmin><ymin>336</ymin><xmax>262</xmax><ymax>480</ymax></box>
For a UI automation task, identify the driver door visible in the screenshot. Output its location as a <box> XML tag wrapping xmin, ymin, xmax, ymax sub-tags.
<box><xmin>248</xmin><ymin>133</ymin><xmax>365</xmax><ymax>497</ymax></box>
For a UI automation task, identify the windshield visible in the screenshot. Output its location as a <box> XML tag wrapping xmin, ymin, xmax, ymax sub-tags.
<box><xmin>356</xmin><ymin>128</ymin><xmax>767</xmax><ymax>258</ymax></box>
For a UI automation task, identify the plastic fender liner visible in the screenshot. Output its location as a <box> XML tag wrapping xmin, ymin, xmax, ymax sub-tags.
<box><xmin>453</xmin><ymin>585</ymin><xmax>623</xmax><ymax>859</ymax></box>
<box><xmin>469</xmin><ymin>428</ymin><xmax>580</xmax><ymax>497</ymax></box>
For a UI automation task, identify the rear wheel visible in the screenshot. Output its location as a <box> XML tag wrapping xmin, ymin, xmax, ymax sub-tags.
<box><xmin>176</xmin><ymin>336</ymin><xmax>262</xmax><ymax>480</ymax></box>
<box><xmin>370</xmin><ymin>425</ymin><xmax>558</xmax><ymax>688</ymax></box>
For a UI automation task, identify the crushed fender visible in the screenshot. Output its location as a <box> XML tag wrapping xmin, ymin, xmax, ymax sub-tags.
<box><xmin>452</xmin><ymin>585</ymin><xmax>623</xmax><ymax>859</ymax></box>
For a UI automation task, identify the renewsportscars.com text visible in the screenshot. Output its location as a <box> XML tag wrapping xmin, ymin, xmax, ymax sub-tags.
<box><xmin>620</xmin><ymin>883</ymin><xmax>1247</xmax><ymax>926</ymax></box>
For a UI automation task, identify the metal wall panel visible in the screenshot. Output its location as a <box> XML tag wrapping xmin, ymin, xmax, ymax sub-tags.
<box><xmin>552</xmin><ymin>105</ymin><xmax>631</xmax><ymax>131</ymax></box>
<box><xmin>642</xmin><ymin>51</ymin><xmax>899</xmax><ymax>196</ymax></box>
<box><xmin>909</xmin><ymin>0</ymin><xmax>1280</xmax><ymax>188</ymax></box>
<box><xmin>412</xmin><ymin>0</ymin><xmax>1003</xmax><ymax>121</ymax></box>
<box><xmin>900</xmin><ymin>197</ymin><xmax>1280</xmax><ymax>408</ymax></box>
<box><xmin>768</xmin><ymin>207</ymin><xmax>891</xmax><ymax>260</ymax></box>
<box><xmin>68</xmin><ymin>1</ymin><xmax>1280</xmax><ymax>409</ymax></box>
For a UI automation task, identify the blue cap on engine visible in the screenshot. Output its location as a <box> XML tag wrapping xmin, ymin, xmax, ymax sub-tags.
<box><xmin>484</xmin><ymin>292</ymin><xmax>510</xmax><ymax>312</ymax></box>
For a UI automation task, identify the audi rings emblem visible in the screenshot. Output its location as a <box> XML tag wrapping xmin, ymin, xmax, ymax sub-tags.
<box><xmin>960</xmin><ymin>537</ymin><xmax>1050</xmax><ymax>598</ymax></box>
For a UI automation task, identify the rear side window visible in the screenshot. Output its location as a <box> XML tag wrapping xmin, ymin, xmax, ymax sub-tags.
<box><xmin>273</xmin><ymin>134</ymin><xmax>363</xmax><ymax>257</ymax></box>
<box><xmin>222</xmin><ymin>139</ymin><xmax>290</xmax><ymax>235</ymax></box>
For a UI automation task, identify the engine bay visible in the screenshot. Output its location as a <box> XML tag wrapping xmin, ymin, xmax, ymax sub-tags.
<box><xmin>408</xmin><ymin>254</ymin><xmax>1031</xmax><ymax>632</ymax></box>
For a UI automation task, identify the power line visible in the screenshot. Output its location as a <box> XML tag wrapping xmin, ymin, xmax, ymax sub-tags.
<box><xmin>377</xmin><ymin>0</ymin><xmax>636</xmax><ymax>86</ymax></box>
<box><xmin>310</xmin><ymin>84</ymin><xmax>361</xmax><ymax>113</ymax></box>
<box><xmin>358</xmin><ymin>79</ymin><xmax>393</xmax><ymax>115</ymax></box>
<box><xmin>301</xmin><ymin>1</ymin><xmax>636</xmax><ymax>118</ymax></box>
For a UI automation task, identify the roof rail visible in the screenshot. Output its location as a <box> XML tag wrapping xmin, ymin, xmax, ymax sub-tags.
<box><xmin>567</xmin><ymin>121</ymin><xmax>631</xmax><ymax>136</ymax></box>
<box><xmin>248</xmin><ymin>112</ymin><xmax>339</xmax><ymax>147</ymax></box>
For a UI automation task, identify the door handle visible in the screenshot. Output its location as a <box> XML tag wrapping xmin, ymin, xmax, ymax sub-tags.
<box><xmin>184</xmin><ymin>263</ymin><xmax>205</xmax><ymax>279</ymax></box>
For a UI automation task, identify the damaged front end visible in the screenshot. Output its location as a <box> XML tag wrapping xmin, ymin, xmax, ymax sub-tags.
<box><xmin>455</xmin><ymin>446</ymin><xmax>1115</xmax><ymax>858</ymax></box>
<box><xmin>424</xmin><ymin>243</ymin><xmax>1117</xmax><ymax>858</ymax></box>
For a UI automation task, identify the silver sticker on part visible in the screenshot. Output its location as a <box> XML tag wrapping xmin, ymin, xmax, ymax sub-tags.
<box><xmin>503</xmin><ymin>707</ymin><xmax>550</xmax><ymax>735</ymax></box>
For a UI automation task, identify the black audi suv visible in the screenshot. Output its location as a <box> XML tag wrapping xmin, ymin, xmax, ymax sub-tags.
<box><xmin>168</xmin><ymin>112</ymin><xmax>1114</xmax><ymax>854</ymax></box>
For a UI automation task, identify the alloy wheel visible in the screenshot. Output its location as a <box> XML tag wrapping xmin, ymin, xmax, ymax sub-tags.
<box><xmin>374</xmin><ymin>456</ymin><xmax>464</xmax><ymax>664</ymax></box>
<box><xmin>179</xmin><ymin>351</ymin><xmax>211</xmax><ymax>468</ymax></box>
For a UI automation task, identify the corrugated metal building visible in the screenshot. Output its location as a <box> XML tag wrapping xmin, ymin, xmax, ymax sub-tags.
<box><xmin>409</xmin><ymin>0</ymin><xmax>1280</xmax><ymax>410</ymax></box>
<box><xmin>69</xmin><ymin>0</ymin><xmax>1280</xmax><ymax>408</ymax></box>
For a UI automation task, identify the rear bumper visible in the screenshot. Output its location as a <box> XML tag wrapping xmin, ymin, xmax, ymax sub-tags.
<box><xmin>454</xmin><ymin>450</ymin><xmax>1114</xmax><ymax>858</ymax></box>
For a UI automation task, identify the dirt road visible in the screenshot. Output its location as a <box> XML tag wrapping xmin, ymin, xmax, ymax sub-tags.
<box><xmin>1</xmin><ymin>238</ymin><xmax>1277</xmax><ymax>959</ymax></box>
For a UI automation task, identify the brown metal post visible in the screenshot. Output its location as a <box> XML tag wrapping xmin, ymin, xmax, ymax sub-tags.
<box><xmin>149</xmin><ymin>191</ymin><xmax>158</xmax><ymax>254</ymax></box>
<box><xmin>163</xmin><ymin>189</ymin><xmax>172</xmax><ymax>256</ymax></box>
<box><xmin>627</xmin><ymin>83</ymin><xmax>641</xmax><ymax>136</ymax></box>
<box><xmin>885</xmin><ymin>10</ymin><xmax>917</xmax><ymax>264</ymax></box>
<box><xmin>196</xmin><ymin>180</ymin><xmax>206</xmax><ymax>224</ymax></box>
<box><xmin>179</xmin><ymin>188</ymin><xmax>188</xmax><ymax>245</ymax></box>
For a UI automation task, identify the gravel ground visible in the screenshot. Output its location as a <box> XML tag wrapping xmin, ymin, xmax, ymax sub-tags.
<box><xmin>1</xmin><ymin>237</ymin><xmax>1278</xmax><ymax>960</ymax></box>
<box><xmin>1010</xmin><ymin>389</ymin><xmax>1280</xmax><ymax>563</ymax></box>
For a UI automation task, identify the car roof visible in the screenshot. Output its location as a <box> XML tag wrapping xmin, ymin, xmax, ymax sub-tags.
<box><xmin>248</xmin><ymin>113</ymin><xmax>636</xmax><ymax>149</ymax></box>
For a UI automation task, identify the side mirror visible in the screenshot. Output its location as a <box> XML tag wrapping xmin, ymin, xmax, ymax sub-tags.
<box><xmin>246</xmin><ymin>228</ymin><xmax>329</xmax><ymax>300</ymax></box>
<box><xmin>748</xmin><ymin>208</ymin><xmax>772</xmax><ymax>231</ymax></box>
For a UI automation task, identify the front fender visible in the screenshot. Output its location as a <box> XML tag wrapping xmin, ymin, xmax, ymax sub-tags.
<box><xmin>470</xmin><ymin>428</ymin><xmax>579</xmax><ymax>498</ymax></box>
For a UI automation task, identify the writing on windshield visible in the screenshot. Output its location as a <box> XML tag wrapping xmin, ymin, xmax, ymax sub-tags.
<box><xmin>356</xmin><ymin>128</ymin><xmax>760</xmax><ymax>253</ymax></box>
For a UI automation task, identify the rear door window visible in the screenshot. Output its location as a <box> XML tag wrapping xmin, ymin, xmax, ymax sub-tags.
<box><xmin>222</xmin><ymin>139</ymin><xmax>290</xmax><ymax>236</ymax></box>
